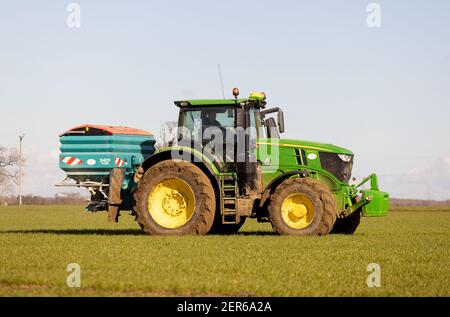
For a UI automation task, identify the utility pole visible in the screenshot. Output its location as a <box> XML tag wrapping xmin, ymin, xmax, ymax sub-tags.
<box><xmin>18</xmin><ymin>134</ymin><xmax>25</xmax><ymax>206</ymax></box>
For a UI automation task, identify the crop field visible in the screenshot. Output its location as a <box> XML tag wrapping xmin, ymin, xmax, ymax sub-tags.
<box><xmin>0</xmin><ymin>205</ymin><xmax>449</xmax><ymax>297</ymax></box>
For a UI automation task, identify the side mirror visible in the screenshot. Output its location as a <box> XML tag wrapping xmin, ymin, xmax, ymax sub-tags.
<box><xmin>277</xmin><ymin>110</ymin><xmax>285</xmax><ymax>134</ymax></box>
<box><xmin>261</xmin><ymin>107</ymin><xmax>285</xmax><ymax>134</ymax></box>
<box><xmin>264</xmin><ymin>117</ymin><xmax>280</xmax><ymax>139</ymax></box>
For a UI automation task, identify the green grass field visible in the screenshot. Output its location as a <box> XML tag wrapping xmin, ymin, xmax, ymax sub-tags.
<box><xmin>0</xmin><ymin>205</ymin><xmax>449</xmax><ymax>296</ymax></box>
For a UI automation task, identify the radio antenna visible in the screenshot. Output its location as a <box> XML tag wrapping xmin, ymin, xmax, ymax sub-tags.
<box><xmin>218</xmin><ymin>64</ymin><xmax>225</xmax><ymax>99</ymax></box>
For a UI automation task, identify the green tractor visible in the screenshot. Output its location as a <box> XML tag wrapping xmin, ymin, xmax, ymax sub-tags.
<box><xmin>132</xmin><ymin>89</ymin><xmax>389</xmax><ymax>235</ymax></box>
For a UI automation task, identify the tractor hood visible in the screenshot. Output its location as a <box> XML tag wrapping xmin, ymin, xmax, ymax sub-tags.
<box><xmin>258</xmin><ymin>138</ymin><xmax>353</xmax><ymax>155</ymax></box>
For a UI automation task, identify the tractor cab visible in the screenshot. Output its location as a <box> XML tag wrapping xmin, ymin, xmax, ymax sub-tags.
<box><xmin>175</xmin><ymin>90</ymin><xmax>284</xmax><ymax>138</ymax></box>
<box><xmin>174</xmin><ymin>90</ymin><xmax>286</xmax><ymax>194</ymax></box>
<box><xmin>174</xmin><ymin>90</ymin><xmax>285</xmax><ymax>164</ymax></box>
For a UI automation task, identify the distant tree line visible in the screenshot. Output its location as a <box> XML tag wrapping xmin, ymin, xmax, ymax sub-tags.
<box><xmin>0</xmin><ymin>145</ymin><xmax>19</xmax><ymax>195</ymax></box>
<box><xmin>0</xmin><ymin>192</ymin><xmax>87</xmax><ymax>206</ymax></box>
<box><xmin>2</xmin><ymin>195</ymin><xmax>449</xmax><ymax>207</ymax></box>
<box><xmin>390</xmin><ymin>198</ymin><xmax>450</xmax><ymax>206</ymax></box>
<box><xmin>1</xmin><ymin>143</ymin><xmax>87</xmax><ymax>206</ymax></box>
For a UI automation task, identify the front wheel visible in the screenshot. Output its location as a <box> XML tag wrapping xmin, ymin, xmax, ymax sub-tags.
<box><xmin>268</xmin><ymin>178</ymin><xmax>337</xmax><ymax>236</ymax></box>
<box><xmin>133</xmin><ymin>160</ymin><xmax>216</xmax><ymax>235</ymax></box>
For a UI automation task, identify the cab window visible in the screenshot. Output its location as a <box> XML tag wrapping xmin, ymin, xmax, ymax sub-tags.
<box><xmin>179</xmin><ymin>106</ymin><xmax>235</xmax><ymax>142</ymax></box>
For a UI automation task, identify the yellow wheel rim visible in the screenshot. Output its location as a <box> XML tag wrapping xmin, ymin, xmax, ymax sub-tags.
<box><xmin>147</xmin><ymin>178</ymin><xmax>195</xmax><ymax>229</ymax></box>
<box><xmin>281</xmin><ymin>193</ymin><xmax>315</xmax><ymax>229</ymax></box>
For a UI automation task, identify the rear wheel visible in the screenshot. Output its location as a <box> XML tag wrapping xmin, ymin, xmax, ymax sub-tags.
<box><xmin>133</xmin><ymin>160</ymin><xmax>216</xmax><ymax>235</ymax></box>
<box><xmin>331</xmin><ymin>211</ymin><xmax>361</xmax><ymax>234</ymax></box>
<box><xmin>268</xmin><ymin>178</ymin><xmax>336</xmax><ymax>236</ymax></box>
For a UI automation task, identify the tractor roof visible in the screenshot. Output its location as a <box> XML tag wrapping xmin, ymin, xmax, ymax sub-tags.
<box><xmin>175</xmin><ymin>92</ymin><xmax>268</xmax><ymax>108</ymax></box>
<box><xmin>174</xmin><ymin>99</ymin><xmax>247</xmax><ymax>108</ymax></box>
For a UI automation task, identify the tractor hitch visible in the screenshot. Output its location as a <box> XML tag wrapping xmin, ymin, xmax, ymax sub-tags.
<box><xmin>354</xmin><ymin>173</ymin><xmax>389</xmax><ymax>217</ymax></box>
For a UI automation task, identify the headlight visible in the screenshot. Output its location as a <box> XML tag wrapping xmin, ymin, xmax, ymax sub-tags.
<box><xmin>338</xmin><ymin>154</ymin><xmax>353</xmax><ymax>162</ymax></box>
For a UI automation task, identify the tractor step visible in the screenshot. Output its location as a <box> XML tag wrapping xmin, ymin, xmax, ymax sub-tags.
<box><xmin>219</xmin><ymin>174</ymin><xmax>239</xmax><ymax>225</ymax></box>
<box><xmin>221</xmin><ymin>176</ymin><xmax>235</xmax><ymax>181</ymax></box>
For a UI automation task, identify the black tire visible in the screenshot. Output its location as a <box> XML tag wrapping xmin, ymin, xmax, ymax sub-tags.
<box><xmin>268</xmin><ymin>178</ymin><xmax>336</xmax><ymax>236</ymax></box>
<box><xmin>133</xmin><ymin>160</ymin><xmax>216</xmax><ymax>235</ymax></box>
<box><xmin>107</xmin><ymin>205</ymin><xmax>120</xmax><ymax>223</ymax></box>
<box><xmin>108</xmin><ymin>168</ymin><xmax>124</xmax><ymax>222</ymax></box>
<box><xmin>210</xmin><ymin>217</ymin><xmax>246</xmax><ymax>235</ymax></box>
<box><xmin>331</xmin><ymin>211</ymin><xmax>361</xmax><ymax>234</ymax></box>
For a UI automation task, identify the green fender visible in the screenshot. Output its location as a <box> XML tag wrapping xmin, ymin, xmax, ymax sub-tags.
<box><xmin>140</xmin><ymin>145</ymin><xmax>220</xmax><ymax>180</ymax></box>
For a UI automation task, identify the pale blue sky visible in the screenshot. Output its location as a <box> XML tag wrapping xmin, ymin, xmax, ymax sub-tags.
<box><xmin>1</xmin><ymin>0</ymin><xmax>449</xmax><ymax>199</ymax></box>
